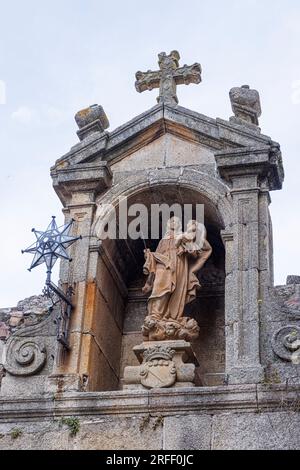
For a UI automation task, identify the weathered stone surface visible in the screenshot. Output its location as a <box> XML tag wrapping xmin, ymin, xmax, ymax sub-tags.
<box><xmin>164</xmin><ymin>415</ymin><xmax>212</xmax><ymax>450</ymax></box>
<box><xmin>216</xmin><ymin>146</ymin><xmax>284</xmax><ymax>191</ymax></box>
<box><xmin>271</xmin><ymin>325</ymin><xmax>300</xmax><ymax>363</ymax></box>
<box><xmin>3</xmin><ymin>50</ymin><xmax>298</xmax><ymax>450</ymax></box>
<box><xmin>51</xmin><ymin>161</ymin><xmax>112</xmax><ymax>206</ymax></box>
<box><xmin>212</xmin><ymin>412</ymin><xmax>300</xmax><ymax>450</ymax></box>
<box><xmin>135</xmin><ymin>50</ymin><xmax>201</xmax><ymax>106</ymax></box>
<box><xmin>0</xmin><ymin>375</ymin><xmax>50</xmax><ymax>397</ymax></box>
<box><xmin>124</xmin><ymin>341</ymin><xmax>197</xmax><ymax>390</ymax></box>
<box><xmin>0</xmin><ymin>385</ymin><xmax>298</xmax><ymax>449</ymax></box>
<box><xmin>0</xmin><ymin>295</ymin><xmax>52</xmax><ymax>338</ymax></box>
<box><xmin>287</xmin><ymin>275</ymin><xmax>300</xmax><ymax>285</ymax></box>
<box><xmin>53</xmin><ymin>99</ymin><xmax>277</xmax><ymax>170</ymax></box>
<box><xmin>229</xmin><ymin>84</ymin><xmax>262</xmax><ymax>127</ymax></box>
<box><xmin>123</xmin><ymin>299</ymin><xmax>148</xmax><ymax>333</ymax></box>
<box><xmin>75</xmin><ymin>104</ymin><xmax>109</xmax><ymax>142</ymax></box>
<box><xmin>0</xmin><ymin>323</ymin><xmax>9</xmax><ymax>340</ymax></box>
<box><xmin>111</xmin><ymin>134</ymin><xmax>215</xmax><ymax>172</ymax></box>
<box><xmin>0</xmin><ymin>416</ymin><xmax>162</xmax><ymax>450</ymax></box>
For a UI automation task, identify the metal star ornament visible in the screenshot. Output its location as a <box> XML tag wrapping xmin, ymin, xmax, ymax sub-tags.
<box><xmin>22</xmin><ymin>216</ymin><xmax>82</xmax><ymax>274</ymax></box>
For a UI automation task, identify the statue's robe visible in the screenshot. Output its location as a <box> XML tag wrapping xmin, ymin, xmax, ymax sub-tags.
<box><xmin>144</xmin><ymin>236</ymin><xmax>212</xmax><ymax>320</ymax></box>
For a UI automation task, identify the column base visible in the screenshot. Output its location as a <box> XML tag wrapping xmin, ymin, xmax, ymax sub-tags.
<box><xmin>46</xmin><ymin>373</ymin><xmax>83</xmax><ymax>393</ymax></box>
<box><xmin>227</xmin><ymin>365</ymin><xmax>265</xmax><ymax>385</ymax></box>
<box><xmin>123</xmin><ymin>340</ymin><xmax>198</xmax><ymax>390</ymax></box>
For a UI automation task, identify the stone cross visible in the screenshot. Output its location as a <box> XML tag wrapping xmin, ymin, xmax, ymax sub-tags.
<box><xmin>135</xmin><ymin>50</ymin><xmax>202</xmax><ymax>106</ymax></box>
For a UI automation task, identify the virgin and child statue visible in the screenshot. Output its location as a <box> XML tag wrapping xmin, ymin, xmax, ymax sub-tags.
<box><xmin>142</xmin><ymin>217</ymin><xmax>212</xmax><ymax>342</ymax></box>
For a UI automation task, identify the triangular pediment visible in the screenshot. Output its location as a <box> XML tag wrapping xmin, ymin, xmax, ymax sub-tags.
<box><xmin>52</xmin><ymin>103</ymin><xmax>277</xmax><ymax>171</ymax></box>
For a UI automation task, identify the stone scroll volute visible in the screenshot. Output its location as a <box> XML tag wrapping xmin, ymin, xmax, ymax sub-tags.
<box><xmin>3</xmin><ymin>307</ymin><xmax>56</xmax><ymax>377</ymax></box>
<box><xmin>272</xmin><ymin>326</ymin><xmax>300</xmax><ymax>363</ymax></box>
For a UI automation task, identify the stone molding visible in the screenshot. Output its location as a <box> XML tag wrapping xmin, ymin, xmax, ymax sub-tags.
<box><xmin>0</xmin><ymin>384</ymin><xmax>299</xmax><ymax>419</ymax></box>
<box><xmin>93</xmin><ymin>167</ymin><xmax>233</xmax><ymax>230</ymax></box>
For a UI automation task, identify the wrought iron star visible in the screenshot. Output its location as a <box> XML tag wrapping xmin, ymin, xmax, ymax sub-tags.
<box><xmin>22</xmin><ymin>216</ymin><xmax>81</xmax><ymax>272</ymax></box>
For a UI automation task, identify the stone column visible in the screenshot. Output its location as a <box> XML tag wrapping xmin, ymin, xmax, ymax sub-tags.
<box><xmin>216</xmin><ymin>146</ymin><xmax>283</xmax><ymax>384</ymax></box>
<box><xmin>49</xmin><ymin>162</ymin><xmax>112</xmax><ymax>390</ymax></box>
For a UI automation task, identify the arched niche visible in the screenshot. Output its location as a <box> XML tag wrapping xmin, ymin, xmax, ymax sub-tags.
<box><xmin>89</xmin><ymin>170</ymin><xmax>231</xmax><ymax>390</ymax></box>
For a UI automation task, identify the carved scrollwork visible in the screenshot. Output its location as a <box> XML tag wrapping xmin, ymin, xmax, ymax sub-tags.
<box><xmin>3</xmin><ymin>304</ymin><xmax>57</xmax><ymax>377</ymax></box>
<box><xmin>272</xmin><ymin>326</ymin><xmax>300</xmax><ymax>363</ymax></box>
<box><xmin>4</xmin><ymin>338</ymin><xmax>46</xmax><ymax>376</ymax></box>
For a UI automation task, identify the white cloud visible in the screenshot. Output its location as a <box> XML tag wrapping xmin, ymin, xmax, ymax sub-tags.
<box><xmin>11</xmin><ymin>106</ymin><xmax>38</xmax><ymax>124</ymax></box>
<box><xmin>44</xmin><ymin>106</ymin><xmax>67</xmax><ymax>124</ymax></box>
<box><xmin>10</xmin><ymin>105</ymin><xmax>67</xmax><ymax>126</ymax></box>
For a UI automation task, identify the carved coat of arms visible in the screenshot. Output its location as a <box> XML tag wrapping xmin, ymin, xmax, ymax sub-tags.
<box><xmin>139</xmin><ymin>345</ymin><xmax>176</xmax><ymax>389</ymax></box>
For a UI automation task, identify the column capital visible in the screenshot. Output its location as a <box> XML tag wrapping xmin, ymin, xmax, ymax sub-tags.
<box><xmin>51</xmin><ymin>161</ymin><xmax>112</xmax><ymax>207</ymax></box>
<box><xmin>215</xmin><ymin>145</ymin><xmax>284</xmax><ymax>191</ymax></box>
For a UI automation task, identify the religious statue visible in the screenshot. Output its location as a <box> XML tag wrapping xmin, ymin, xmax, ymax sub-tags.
<box><xmin>142</xmin><ymin>217</ymin><xmax>212</xmax><ymax>342</ymax></box>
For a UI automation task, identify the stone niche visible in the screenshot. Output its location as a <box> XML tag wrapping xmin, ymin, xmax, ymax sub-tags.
<box><xmin>91</xmin><ymin>184</ymin><xmax>225</xmax><ymax>391</ymax></box>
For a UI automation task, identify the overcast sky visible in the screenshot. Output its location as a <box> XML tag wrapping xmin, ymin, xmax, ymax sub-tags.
<box><xmin>0</xmin><ymin>0</ymin><xmax>299</xmax><ymax>306</ymax></box>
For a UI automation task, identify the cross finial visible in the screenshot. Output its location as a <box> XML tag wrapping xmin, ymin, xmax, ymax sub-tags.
<box><xmin>135</xmin><ymin>50</ymin><xmax>202</xmax><ymax>106</ymax></box>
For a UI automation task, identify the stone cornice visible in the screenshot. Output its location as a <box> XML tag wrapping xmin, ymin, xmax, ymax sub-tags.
<box><xmin>0</xmin><ymin>384</ymin><xmax>299</xmax><ymax>420</ymax></box>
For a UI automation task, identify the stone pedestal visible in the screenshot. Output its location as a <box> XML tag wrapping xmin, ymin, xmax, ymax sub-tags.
<box><xmin>123</xmin><ymin>340</ymin><xmax>198</xmax><ymax>390</ymax></box>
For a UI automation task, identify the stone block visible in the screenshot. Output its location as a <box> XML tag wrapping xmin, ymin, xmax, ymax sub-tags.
<box><xmin>92</xmin><ymin>290</ymin><xmax>123</xmax><ymax>377</ymax></box>
<box><xmin>0</xmin><ymin>375</ymin><xmax>49</xmax><ymax>397</ymax></box>
<box><xmin>120</xmin><ymin>332</ymin><xmax>143</xmax><ymax>380</ymax></box>
<box><xmin>123</xmin><ymin>300</ymin><xmax>148</xmax><ymax>333</ymax></box>
<box><xmin>212</xmin><ymin>412</ymin><xmax>300</xmax><ymax>450</ymax></box>
<box><xmin>227</xmin><ymin>365</ymin><xmax>265</xmax><ymax>385</ymax></box>
<box><xmin>0</xmin><ymin>415</ymin><xmax>163</xmax><ymax>450</ymax></box>
<box><xmin>96</xmin><ymin>258</ymin><xmax>124</xmax><ymax>329</ymax></box>
<box><xmin>164</xmin><ymin>415</ymin><xmax>212</xmax><ymax>450</ymax></box>
<box><xmin>87</xmin><ymin>338</ymin><xmax>119</xmax><ymax>392</ymax></box>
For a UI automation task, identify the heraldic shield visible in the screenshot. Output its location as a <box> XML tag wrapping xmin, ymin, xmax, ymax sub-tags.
<box><xmin>139</xmin><ymin>345</ymin><xmax>177</xmax><ymax>389</ymax></box>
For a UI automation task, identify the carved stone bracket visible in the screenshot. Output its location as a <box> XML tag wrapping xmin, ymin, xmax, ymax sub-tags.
<box><xmin>123</xmin><ymin>340</ymin><xmax>198</xmax><ymax>390</ymax></box>
<box><xmin>272</xmin><ymin>326</ymin><xmax>300</xmax><ymax>363</ymax></box>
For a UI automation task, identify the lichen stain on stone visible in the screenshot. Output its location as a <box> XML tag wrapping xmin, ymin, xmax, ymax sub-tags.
<box><xmin>56</xmin><ymin>161</ymin><xmax>69</xmax><ymax>170</ymax></box>
<box><xmin>85</xmin><ymin>282</ymin><xmax>97</xmax><ymax>314</ymax></box>
<box><xmin>77</xmin><ymin>108</ymin><xmax>90</xmax><ymax>119</ymax></box>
